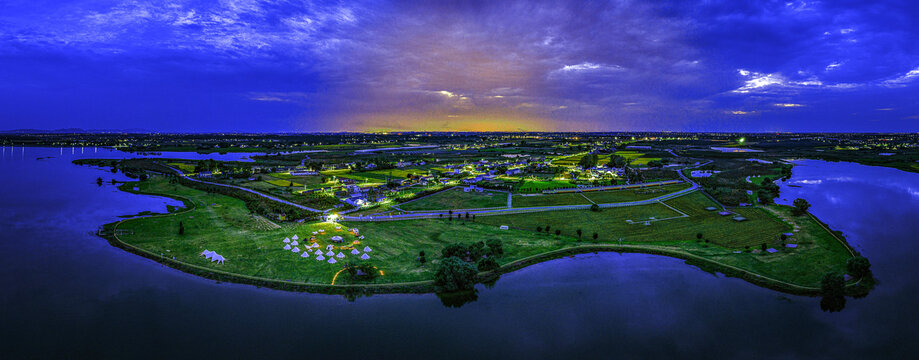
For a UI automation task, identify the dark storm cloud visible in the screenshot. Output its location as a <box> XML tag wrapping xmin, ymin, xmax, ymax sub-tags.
<box><xmin>0</xmin><ymin>0</ymin><xmax>916</xmax><ymax>131</ymax></box>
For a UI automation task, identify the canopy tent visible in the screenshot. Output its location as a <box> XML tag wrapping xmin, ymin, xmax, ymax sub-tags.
<box><xmin>312</xmin><ymin>231</ymin><xmax>318</xmax><ymax>235</ymax></box>
<box><xmin>326</xmin><ymin>250</ymin><xmax>335</xmax><ymax>256</ymax></box>
<box><xmin>292</xmin><ymin>247</ymin><xmax>300</xmax><ymax>253</ymax></box>
<box><xmin>335</xmin><ymin>226</ymin><xmax>342</xmax><ymax>230</ymax></box>
<box><xmin>316</xmin><ymin>255</ymin><xmax>325</xmax><ymax>261</ymax></box>
<box><xmin>292</xmin><ymin>235</ymin><xmax>299</xmax><ymax>240</ymax></box>
<box><xmin>330</xmin><ymin>236</ymin><xmax>343</xmax><ymax>242</ymax></box>
<box><xmin>326</xmin><ymin>245</ymin><xmax>334</xmax><ymax>251</ymax></box>
<box><xmin>300</xmin><ymin>252</ymin><xmax>309</xmax><ymax>258</ymax></box>
<box><xmin>291</xmin><ymin>241</ymin><xmax>299</xmax><ymax>246</ymax></box>
<box><xmin>358</xmin><ymin>235</ymin><xmax>365</xmax><ymax>240</ymax></box>
<box><xmin>211</xmin><ymin>254</ymin><xmax>225</xmax><ymax>264</ymax></box>
<box><xmin>360</xmin><ymin>253</ymin><xmax>370</xmax><ymax>260</ymax></box>
<box><xmin>314</xmin><ymin>249</ymin><xmax>323</xmax><ymax>255</ymax></box>
<box><xmin>284</xmin><ymin>244</ymin><xmax>291</xmax><ymax>250</ymax></box>
<box><xmin>318</xmin><ymin>229</ymin><xmax>325</xmax><ymax>233</ymax></box>
<box><xmin>327</xmin><ymin>258</ymin><xmax>337</xmax><ymax>264</ymax></box>
<box><xmin>283</xmin><ymin>238</ymin><xmax>290</xmax><ymax>243</ymax></box>
<box><xmin>200</xmin><ymin>250</ymin><xmax>215</xmax><ymax>258</ymax></box>
<box><xmin>363</xmin><ymin>246</ymin><xmax>372</xmax><ymax>252</ymax></box>
<box><xmin>336</xmin><ymin>252</ymin><xmax>345</xmax><ymax>258</ymax></box>
<box><xmin>351</xmin><ymin>249</ymin><xmax>360</xmax><ymax>255</ymax></box>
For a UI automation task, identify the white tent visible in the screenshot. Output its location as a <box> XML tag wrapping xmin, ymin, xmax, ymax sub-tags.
<box><xmin>312</xmin><ymin>231</ymin><xmax>317</xmax><ymax>235</ymax></box>
<box><xmin>326</xmin><ymin>245</ymin><xmax>334</xmax><ymax>251</ymax></box>
<box><xmin>318</xmin><ymin>229</ymin><xmax>325</xmax><ymax>233</ymax></box>
<box><xmin>336</xmin><ymin>252</ymin><xmax>345</xmax><ymax>258</ymax></box>
<box><xmin>292</xmin><ymin>235</ymin><xmax>299</xmax><ymax>240</ymax></box>
<box><xmin>335</xmin><ymin>226</ymin><xmax>341</xmax><ymax>230</ymax></box>
<box><xmin>200</xmin><ymin>250</ymin><xmax>214</xmax><ymax>258</ymax></box>
<box><xmin>316</xmin><ymin>254</ymin><xmax>325</xmax><ymax>261</ymax></box>
<box><xmin>212</xmin><ymin>254</ymin><xmax>225</xmax><ymax>264</ymax></box>
<box><xmin>283</xmin><ymin>238</ymin><xmax>290</xmax><ymax>243</ymax></box>
<box><xmin>351</xmin><ymin>249</ymin><xmax>360</xmax><ymax>255</ymax></box>
<box><xmin>358</xmin><ymin>235</ymin><xmax>365</xmax><ymax>240</ymax></box>
<box><xmin>300</xmin><ymin>252</ymin><xmax>309</xmax><ymax>258</ymax></box>
<box><xmin>328</xmin><ymin>258</ymin><xmax>337</xmax><ymax>264</ymax></box>
<box><xmin>314</xmin><ymin>249</ymin><xmax>323</xmax><ymax>255</ymax></box>
<box><xmin>291</xmin><ymin>240</ymin><xmax>299</xmax><ymax>246</ymax></box>
<box><xmin>284</xmin><ymin>244</ymin><xmax>291</xmax><ymax>250</ymax></box>
<box><xmin>363</xmin><ymin>246</ymin><xmax>372</xmax><ymax>252</ymax></box>
<box><xmin>360</xmin><ymin>253</ymin><xmax>370</xmax><ymax>260</ymax></box>
<box><xmin>292</xmin><ymin>247</ymin><xmax>300</xmax><ymax>253</ymax></box>
<box><xmin>330</xmin><ymin>236</ymin><xmax>343</xmax><ymax>242</ymax></box>
<box><xmin>326</xmin><ymin>250</ymin><xmax>335</xmax><ymax>256</ymax></box>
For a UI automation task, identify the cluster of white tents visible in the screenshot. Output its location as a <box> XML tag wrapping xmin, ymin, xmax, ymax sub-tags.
<box><xmin>281</xmin><ymin>234</ymin><xmax>373</xmax><ymax>263</ymax></box>
<box><xmin>200</xmin><ymin>250</ymin><xmax>225</xmax><ymax>264</ymax></box>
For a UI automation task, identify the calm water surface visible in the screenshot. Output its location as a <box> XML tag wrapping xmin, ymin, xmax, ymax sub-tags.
<box><xmin>1</xmin><ymin>150</ymin><xmax>918</xmax><ymax>359</ymax></box>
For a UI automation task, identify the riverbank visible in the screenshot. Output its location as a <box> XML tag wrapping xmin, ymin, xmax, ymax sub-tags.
<box><xmin>101</xmin><ymin>175</ymin><xmax>861</xmax><ymax>297</ymax></box>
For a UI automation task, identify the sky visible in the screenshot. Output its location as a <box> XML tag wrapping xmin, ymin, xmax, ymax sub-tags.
<box><xmin>0</xmin><ymin>0</ymin><xmax>917</xmax><ymax>132</ymax></box>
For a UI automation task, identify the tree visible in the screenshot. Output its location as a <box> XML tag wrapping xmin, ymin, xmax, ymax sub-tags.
<box><xmin>485</xmin><ymin>239</ymin><xmax>504</xmax><ymax>256</ymax></box>
<box><xmin>593</xmin><ymin>232</ymin><xmax>598</xmax><ymax>240</ymax></box>
<box><xmin>590</xmin><ymin>204</ymin><xmax>600</xmax><ymax>212</ymax></box>
<box><xmin>477</xmin><ymin>256</ymin><xmax>499</xmax><ymax>272</ymax></box>
<box><xmin>792</xmin><ymin>198</ymin><xmax>811</xmax><ymax>216</ymax></box>
<box><xmin>576</xmin><ymin>229</ymin><xmax>582</xmax><ymax>239</ymax></box>
<box><xmin>696</xmin><ymin>233</ymin><xmax>703</xmax><ymax>240</ymax></box>
<box><xmin>139</xmin><ymin>173</ymin><xmax>148</xmax><ymax>181</ymax></box>
<box><xmin>578</xmin><ymin>153</ymin><xmax>599</xmax><ymax>168</ymax></box>
<box><xmin>178</xmin><ymin>221</ymin><xmax>185</xmax><ymax>235</ymax></box>
<box><xmin>434</xmin><ymin>257</ymin><xmax>478</xmax><ymax>292</ymax></box>
<box><xmin>419</xmin><ymin>251</ymin><xmax>427</xmax><ymax>267</ymax></box>
<box><xmin>555</xmin><ymin>229</ymin><xmax>561</xmax><ymax>237</ymax></box>
<box><xmin>96</xmin><ymin>177</ymin><xmax>103</xmax><ymax>186</ymax></box>
<box><xmin>821</xmin><ymin>272</ymin><xmax>846</xmax><ymax>297</ymax></box>
<box><xmin>847</xmin><ymin>256</ymin><xmax>871</xmax><ymax>278</ymax></box>
<box><xmin>761</xmin><ymin>243</ymin><xmax>767</xmax><ymax>251</ymax></box>
<box><xmin>545</xmin><ymin>225</ymin><xmax>551</xmax><ymax>234</ymax></box>
<box><xmin>441</xmin><ymin>243</ymin><xmax>467</xmax><ymax>260</ymax></box>
<box><xmin>536</xmin><ymin>226</ymin><xmax>543</xmax><ymax>233</ymax></box>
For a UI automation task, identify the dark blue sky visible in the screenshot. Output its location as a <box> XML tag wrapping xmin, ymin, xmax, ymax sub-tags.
<box><xmin>1</xmin><ymin>0</ymin><xmax>917</xmax><ymax>132</ymax></box>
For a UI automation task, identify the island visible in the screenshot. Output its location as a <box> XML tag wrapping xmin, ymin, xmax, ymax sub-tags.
<box><xmin>65</xmin><ymin>133</ymin><xmax>883</xmax><ymax>300</ymax></box>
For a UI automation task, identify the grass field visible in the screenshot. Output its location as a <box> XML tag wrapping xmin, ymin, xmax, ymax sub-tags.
<box><xmin>488</xmin><ymin>192</ymin><xmax>788</xmax><ymax>248</ymax></box>
<box><xmin>517</xmin><ymin>179</ymin><xmax>575</xmax><ymax>193</ymax></box>
<box><xmin>614</xmin><ymin>151</ymin><xmax>644</xmax><ymax>160</ymax></box>
<box><xmin>167</xmin><ymin>162</ymin><xmax>196</xmax><ymax>173</ymax></box>
<box><xmin>629</xmin><ymin>157</ymin><xmax>662</xmax><ymax>166</ymax></box>
<box><xmin>512</xmin><ymin>192</ymin><xmax>593</xmax><ymax>207</ymax></box>
<box><xmin>398</xmin><ymin>187</ymin><xmax>507</xmax><ymax>211</ymax></box>
<box><xmin>512</xmin><ymin>183</ymin><xmax>690</xmax><ymax>207</ymax></box>
<box><xmin>265</xmin><ymin>179</ymin><xmax>303</xmax><ymax>187</ymax></box>
<box><xmin>113</xmin><ymin>177</ymin><xmax>854</xmax><ymax>289</ymax></box>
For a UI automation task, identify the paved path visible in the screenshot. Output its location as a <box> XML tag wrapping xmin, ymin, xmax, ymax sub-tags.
<box><xmin>164</xmin><ymin>165</ymin><xmax>324</xmax><ymax>213</ymax></box>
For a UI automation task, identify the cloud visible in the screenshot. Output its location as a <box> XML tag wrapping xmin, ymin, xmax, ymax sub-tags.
<box><xmin>774</xmin><ymin>103</ymin><xmax>804</xmax><ymax>108</ymax></box>
<box><xmin>883</xmin><ymin>66</ymin><xmax>919</xmax><ymax>87</ymax></box>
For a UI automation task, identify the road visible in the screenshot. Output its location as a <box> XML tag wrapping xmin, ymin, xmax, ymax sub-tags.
<box><xmin>163</xmin><ymin>161</ymin><xmax>714</xmax><ymax>223</ymax></box>
<box><xmin>164</xmin><ymin>165</ymin><xmax>324</xmax><ymax>213</ymax></box>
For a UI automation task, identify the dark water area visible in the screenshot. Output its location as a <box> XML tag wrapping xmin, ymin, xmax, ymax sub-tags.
<box><xmin>1</xmin><ymin>149</ymin><xmax>918</xmax><ymax>359</ymax></box>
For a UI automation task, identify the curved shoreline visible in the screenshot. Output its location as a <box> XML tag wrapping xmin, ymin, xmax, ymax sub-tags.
<box><xmin>101</xmin><ymin>170</ymin><xmax>863</xmax><ymax>298</ymax></box>
<box><xmin>104</xmin><ymin>201</ymin><xmax>853</xmax><ymax>297</ymax></box>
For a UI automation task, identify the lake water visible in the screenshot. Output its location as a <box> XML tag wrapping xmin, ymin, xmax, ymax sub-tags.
<box><xmin>1</xmin><ymin>150</ymin><xmax>918</xmax><ymax>359</ymax></box>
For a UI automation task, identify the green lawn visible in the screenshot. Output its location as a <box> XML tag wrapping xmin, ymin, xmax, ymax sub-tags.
<box><xmin>512</xmin><ymin>192</ymin><xmax>593</xmax><ymax>207</ymax></box>
<box><xmin>398</xmin><ymin>187</ymin><xmax>508</xmax><ymax>211</ymax></box>
<box><xmin>581</xmin><ymin>183</ymin><xmax>691</xmax><ymax>204</ymax></box>
<box><xmin>113</xmin><ymin>177</ymin><xmax>854</xmax><ymax>289</ymax></box>
<box><xmin>517</xmin><ymin>179</ymin><xmax>575</xmax><ymax>193</ymax></box>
